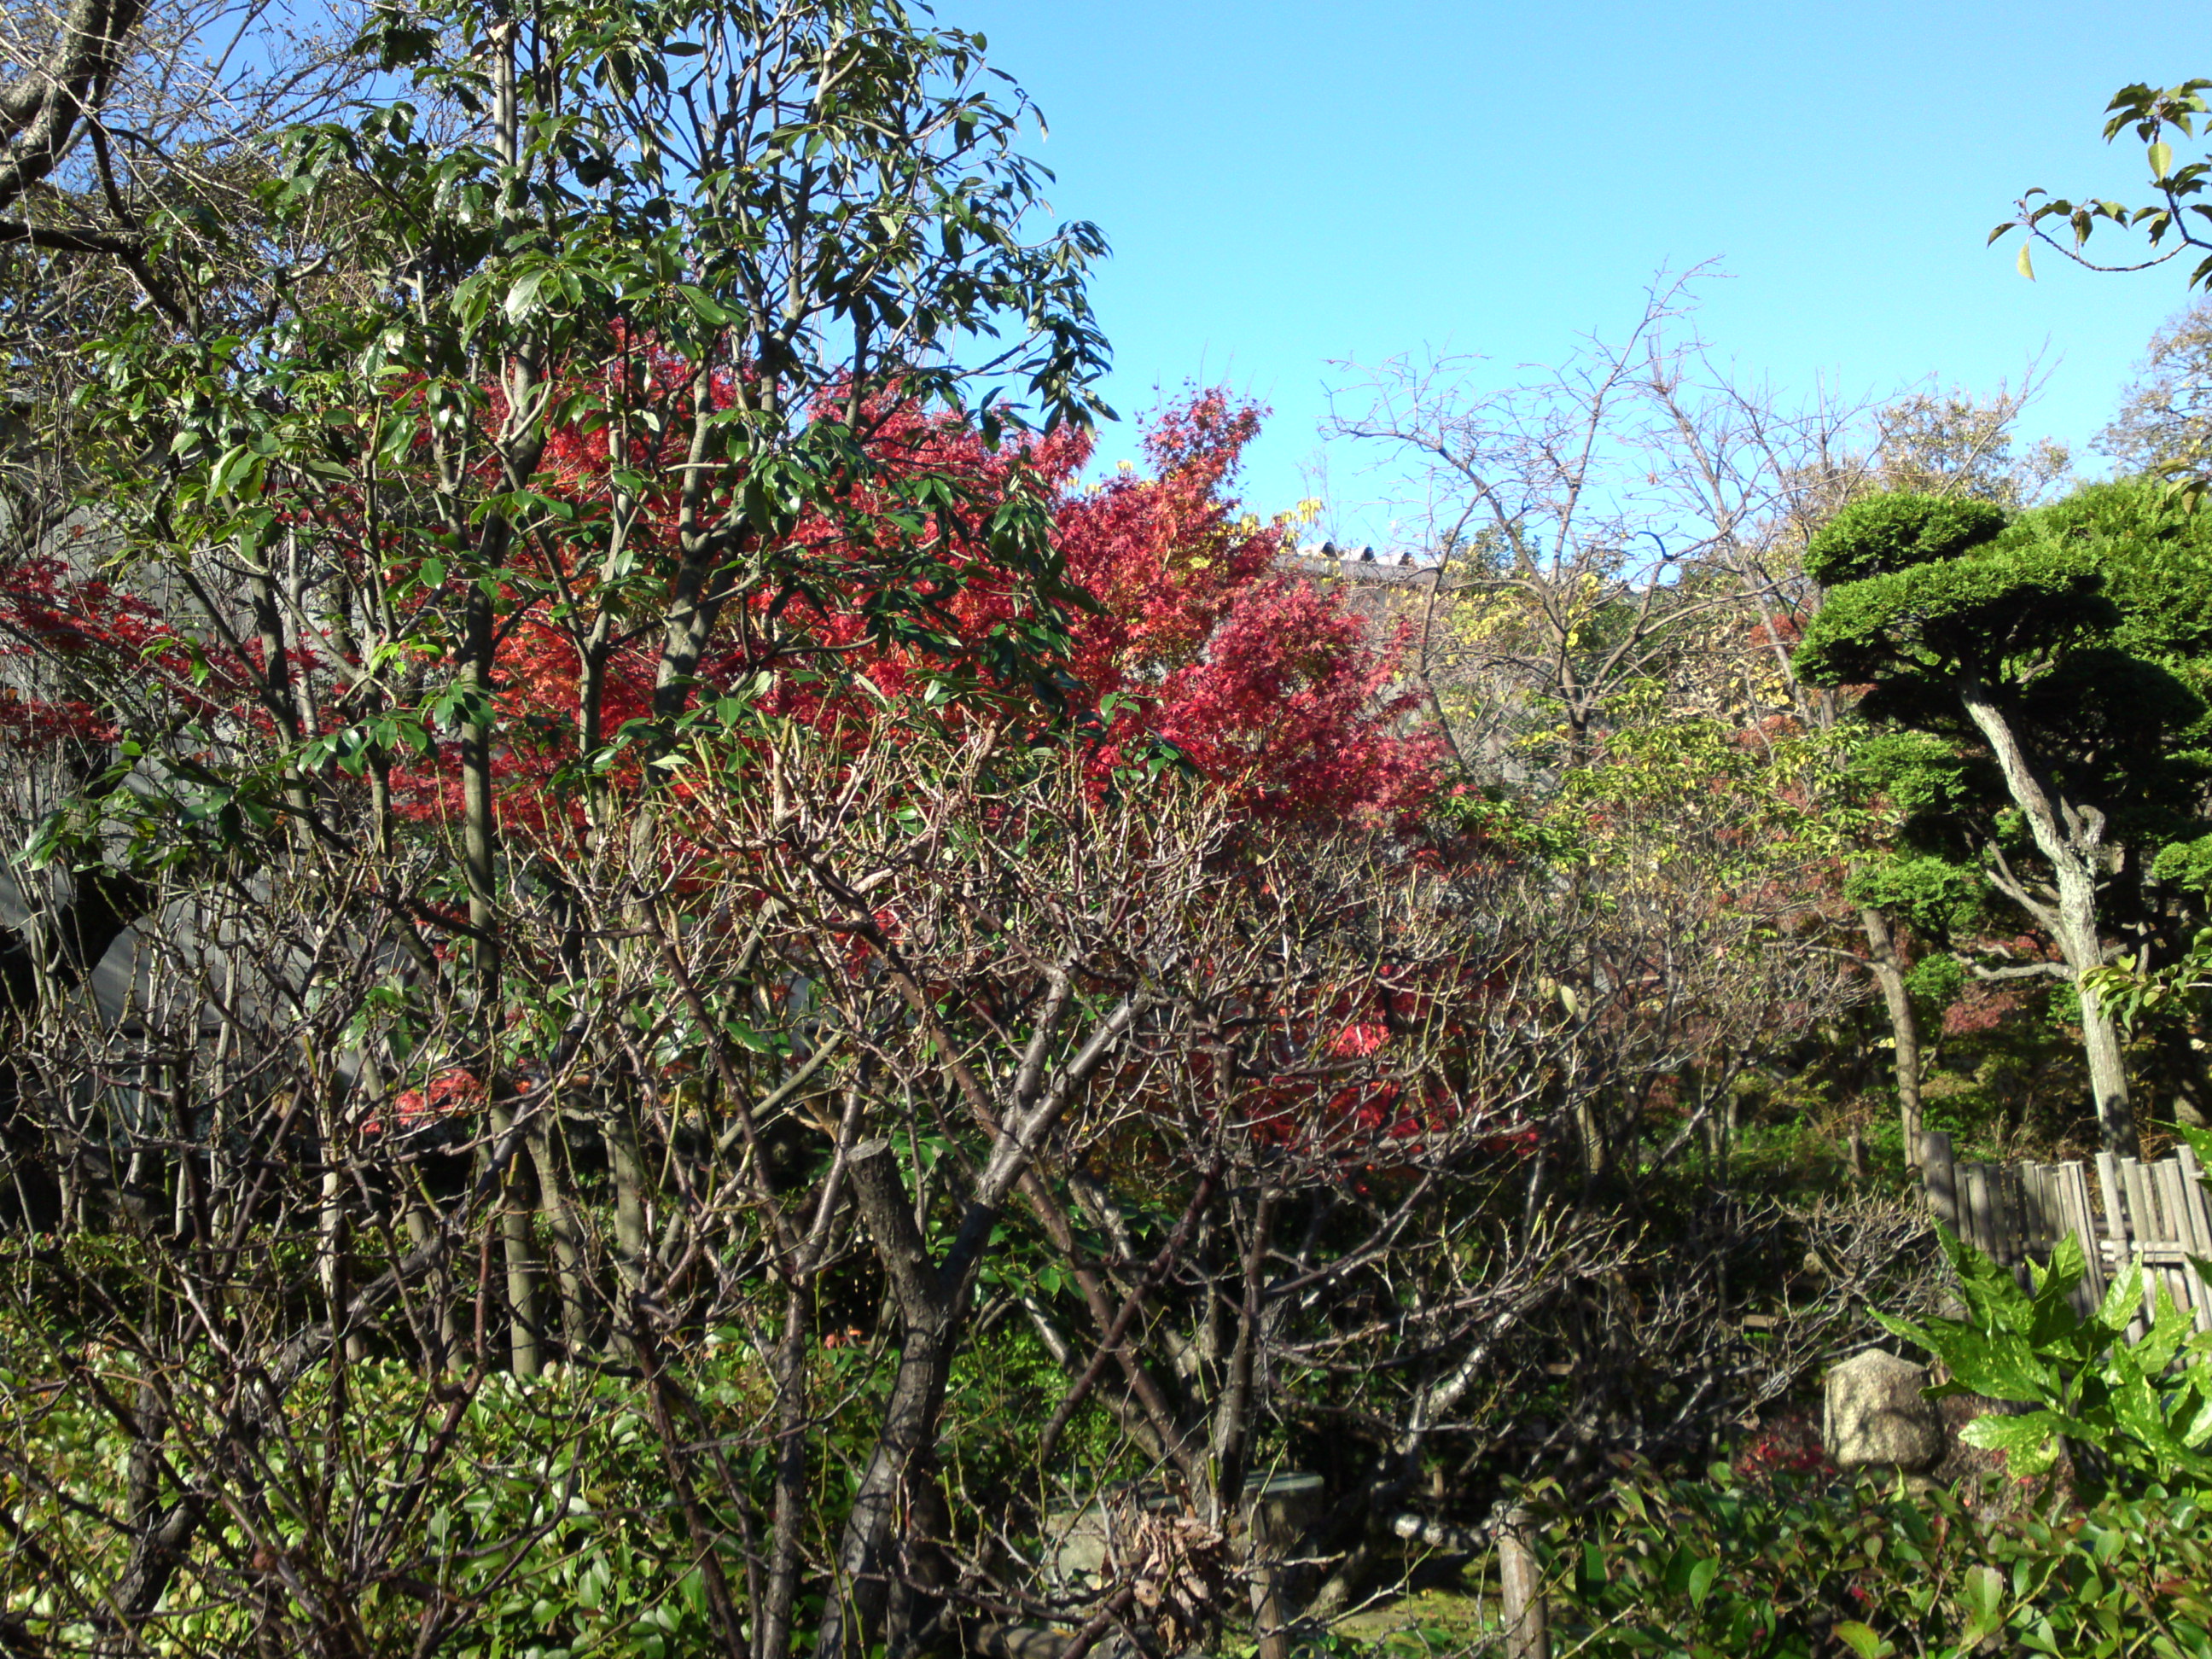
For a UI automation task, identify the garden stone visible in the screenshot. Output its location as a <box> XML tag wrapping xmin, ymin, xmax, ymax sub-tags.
<box><xmin>1823</xmin><ymin>1349</ymin><xmax>1944</xmax><ymax>1473</ymax></box>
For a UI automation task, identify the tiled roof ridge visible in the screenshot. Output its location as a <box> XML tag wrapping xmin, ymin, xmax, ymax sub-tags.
<box><xmin>1276</xmin><ymin>540</ymin><xmax>1443</xmax><ymax>583</ymax></box>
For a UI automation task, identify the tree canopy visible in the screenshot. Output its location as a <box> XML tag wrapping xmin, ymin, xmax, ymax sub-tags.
<box><xmin>1797</xmin><ymin>483</ymin><xmax>2212</xmax><ymax>1155</ymax></box>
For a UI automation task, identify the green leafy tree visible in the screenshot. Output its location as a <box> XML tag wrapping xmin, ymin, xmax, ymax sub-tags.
<box><xmin>1996</xmin><ymin>79</ymin><xmax>2212</xmax><ymax>292</ymax></box>
<box><xmin>1776</xmin><ymin>384</ymin><xmax>2072</xmax><ymax>1165</ymax></box>
<box><xmin>9</xmin><ymin>0</ymin><xmax>1110</xmax><ymax>1650</ymax></box>
<box><xmin>1796</xmin><ymin>486</ymin><xmax>2212</xmax><ymax>1156</ymax></box>
<box><xmin>63</xmin><ymin>0</ymin><xmax>1109</xmax><ymax>1066</ymax></box>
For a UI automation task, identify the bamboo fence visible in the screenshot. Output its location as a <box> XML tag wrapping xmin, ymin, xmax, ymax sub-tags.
<box><xmin>1920</xmin><ymin>1129</ymin><xmax>2212</xmax><ymax>1339</ymax></box>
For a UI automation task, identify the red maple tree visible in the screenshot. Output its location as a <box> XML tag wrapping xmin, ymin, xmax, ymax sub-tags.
<box><xmin>3</xmin><ymin>383</ymin><xmax>1439</xmax><ymax>837</ymax></box>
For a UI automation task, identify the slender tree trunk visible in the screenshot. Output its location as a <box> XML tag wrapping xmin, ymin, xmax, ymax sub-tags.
<box><xmin>528</xmin><ymin>1117</ymin><xmax>589</xmax><ymax>1357</ymax></box>
<box><xmin>1859</xmin><ymin>906</ymin><xmax>1924</xmax><ymax>1166</ymax></box>
<box><xmin>1208</xmin><ymin>1187</ymin><xmax>1279</xmax><ymax>1529</ymax></box>
<box><xmin>486</xmin><ymin>1098</ymin><xmax>541</xmax><ymax>1377</ymax></box>
<box><xmin>824</xmin><ymin>1314</ymin><xmax>955</xmax><ymax>1659</ymax></box>
<box><xmin>317</xmin><ymin>1099</ymin><xmax>360</xmax><ymax>1362</ymax></box>
<box><xmin>458</xmin><ymin>527</ymin><xmax>538</xmax><ymax>1372</ymax></box>
<box><xmin>460</xmin><ymin>575</ymin><xmax>501</xmax><ymax>1013</ymax></box>
<box><xmin>820</xmin><ymin>1143</ymin><xmax>968</xmax><ymax>1659</ymax></box>
<box><xmin>1959</xmin><ymin>684</ymin><xmax>2138</xmax><ymax>1155</ymax></box>
<box><xmin>809</xmin><ymin>976</ymin><xmax>1138</xmax><ymax>1658</ymax></box>
<box><xmin>2058</xmin><ymin>885</ymin><xmax>2139</xmax><ymax>1159</ymax></box>
<box><xmin>608</xmin><ymin>1104</ymin><xmax>649</xmax><ymax>1287</ymax></box>
<box><xmin>756</xmin><ymin>1295</ymin><xmax>813</xmax><ymax>1659</ymax></box>
<box><xmin>1573</xmin><ymin>1094</ymin><xmax>1608</xmax><ymax>1179</ymax></box>
<box><xmin>403</xmin><ymin>1192</ymin><xmax>461</xmax><ymax>1371</ymax></box>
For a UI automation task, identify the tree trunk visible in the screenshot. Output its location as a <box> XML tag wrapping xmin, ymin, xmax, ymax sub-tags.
<box><xmin>819</xmin><ymin>1141</ymin><xmax>972</xmax><ymax>1659</ymax></box>
<box><xmin>486</xmin><ymin>1098</ymin><xmax>541</xmax><ymax>1377</ymax></box>
<box><xmin>528</xmin><ymin>1116</ymin><xmax>590</xmax><ymax>1357</ymax></box>
<box><xmin>1859</xmin><ymin>906</ymin><xmax>1924</xmax><ymax>1166</ymax></box>
<box><xmin>2060</xmin><ymin>889</ymin><xmax>2139</xmax><ymax>1159</ymax></box>
<box><xmin>1958</xmin><ymin>684</ymin><xmax>2138</xmax><ymax>1156</ymax></box>
<box><xmin>608</xmin><ymin>1105</ymin><xmax>649</xmax><ymax>1282</ymax></box>
<box><xmin>403</xmin><ymin>1193</ymin><xmax>461</xmax><ymax>1371</ymax></box>
<box><xmin>757</xmin><ymin>1297</ymin><xmax>813</xmax><ymax>1659</ymax></box>
<box><xmin>1208</xmin><ymin>1188</ymin><xmax>1279</xmax><ymax>1530</ymax></box>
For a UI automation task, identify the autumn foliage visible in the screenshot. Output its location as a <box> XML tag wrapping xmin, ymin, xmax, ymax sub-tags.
<box><xmin>2</xmin><ymin>387</ymin><xmax>1438</xmax><ymax>836</ymax></box>
<box><xmin>1036</xmin><ymin>393</ymin><xmax>1440</xmax><ymax>823</ymax></box>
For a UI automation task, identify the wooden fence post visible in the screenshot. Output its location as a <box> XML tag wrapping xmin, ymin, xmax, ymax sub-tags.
<box><xmin>2172</xmin><ymin>1143</ymin><xmax>2212</xmax><ymax>1334</ymax></box>
<box><xmin>1498</xmin><ymin>1506</ymin><xmax>1549</xmax><ymax>1659</ymax></box>
<box><xmin>2055</xmin><ymin>1161</ymin><xmax>2106</xmax><ymax>1316</ymax></box>
<box><xmin>1919</xmin><ymin>1144</ymin><xmax>2212</xmax><ymax>1339</ymax></box>
<box><xmin>1243</xmin><ymin>1474</ymin><xmax>1321</xmax><ymax>1659</ymax></box>
<box><xmin>1922</xmin><ymin>1132</ymin><xmax>1958</xmax><ymax>1232</ymax></box>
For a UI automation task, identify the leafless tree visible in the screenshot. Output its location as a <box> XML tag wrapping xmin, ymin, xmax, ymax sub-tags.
<box><xmin>1325</xmin><ymin>273</ymin><xmax>2084</xmax><ymax>1169</ymax></box>
<box><xmin>1322</xmin><ymin>269</ymin><xmax>1830</xmax><ymax>775</ymax></box>
<box><xmin>0</xmin><ymin>678</ymin><xmax>1901</xmax><ymax>1658</ymax></box>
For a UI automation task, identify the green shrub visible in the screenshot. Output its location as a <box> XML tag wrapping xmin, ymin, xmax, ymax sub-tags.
<box><xmin>1541</xmin><ymin>1219</ymin><xmax>2212</xmax><ymax>1659</ymax></box>
<box><xmin>1550</xmin><ymin>1464</ymin><xmax>2212</xmax><ymax>1659</ymax></box>
<box><xmin>1876</xmin><ymin>1226</ymin><xmax>2212</xmax><ymax>1490</ymax></box>
<box><xmin>1</xmin><ymin>1353</ymin><xmax>731</xmax><ymax>1658</ymax></box>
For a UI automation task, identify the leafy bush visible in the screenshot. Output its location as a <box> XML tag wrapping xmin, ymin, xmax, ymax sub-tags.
<box><xmin>1876</xmin><ymin>1226</ymin><xmax>2212</xmax><ymax>1489</ymax></box>
<box><xmin>0</xmin><ymin>1344</ymin><xmax>738</xmax><ymax>1659</ymax></box>
<box><xmin>1539</xmin><ymin>1220</ymin><xmax>2212</xmax><ymax>1659</ymax></box>
<box><xmin>1549</xmin><ymin>1464</ymin><xmax>2212</xmax><ymax>1659</ymax></box>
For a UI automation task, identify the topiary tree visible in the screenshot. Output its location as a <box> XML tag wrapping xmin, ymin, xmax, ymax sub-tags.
<box><xmin>1796</xmin><ymin>486</ymin><xmax>2212</xmax><ymax>1157</ymax></box>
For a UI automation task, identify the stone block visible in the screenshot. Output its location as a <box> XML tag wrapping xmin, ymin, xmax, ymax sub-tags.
<box><xmin>1823</xmin><ymin>1349</ymin><xmax>1944</xmax><ymax>1474</ymax></box>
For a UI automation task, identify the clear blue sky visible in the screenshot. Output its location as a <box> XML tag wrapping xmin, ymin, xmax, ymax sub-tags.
<box><xmin>952</xmin><ymin>0</ymin><xmax>2191</xmax><ymax>544</ymax></box>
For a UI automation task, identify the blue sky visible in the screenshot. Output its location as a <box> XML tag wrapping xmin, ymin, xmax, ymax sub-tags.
<box><xmin>953</xmin><ymin>0</ymin><xmax>2192</xmax><ymax>544</ymax></box>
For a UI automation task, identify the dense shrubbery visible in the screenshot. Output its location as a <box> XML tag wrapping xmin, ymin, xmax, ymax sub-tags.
<box><xmin>9</xmin><ymin>0</ymin><xmax>2212</xmax><ymax>1651</ymax></box>
<box><xmin>1542</xmin><ymin>1216</ymin><xmax>2212</xmax><ymax>1659</ymax></box>
<box><xmin>0</xmin><ymin>1252</ymin><xmax>1099</xmax><ymax>1659</ymax></box>
<box><xmin>1878</xmin><ymin>1225</ymin><xmax>2212</xmax><ymax>1492</ymax></box>
<box><xmin>1552</xmin><ymin>1465</ymin><xmax>2212</xmax><ymax>1659</ymax></box>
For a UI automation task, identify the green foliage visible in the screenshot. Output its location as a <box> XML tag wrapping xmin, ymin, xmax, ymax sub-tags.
<box><xmin>1552</xmin><ymin>1462</ymin><xmax>2212</xmax><ymax>1659</ymax></box>
<box><xmin>0</xmin><ymin>1347</ymin><xmax>744</xmax><ymax>1656</ymax></box>
<box><xmin>64</xmin><ymin>0</ymin><xmax>1116</xmax><ymax>844</ymax></box>
<box><xmin>2009</xmin><ymin>483</ymin><xmax>2212</xmax><ymax>688</ymax></box>
<box><xmin>1802</xmin><ymin>492</ymin><xmax>2010</xmax><ymax>587</ymax></box>
<box><xmin>1902</xmin><ymin>951</ymin><xmax>1967</xmax><ymax>1006</ymax></box>
<box><xmin>2000</xmin><ymin>80</ymin><xmax>2212</xmax><ymax>509</ymax></box>
<box><xmin>1545</xmin><ymin>679</ymin><xmax>1844</xmax><ymax>876</ymax></box>
<box><xmin>2087</xmin><ymin>937</ymin><xmax>2212</xmax><ymax>1032</ymax></box>
<box><xmin>1843</xmin><ymin>853</ymin><xmax>1982</xmax><ymax>941</ymax></box>
<box><xmin>1846</xmin><ymin>729</ymin><xmax>1970</xmax><ymax>820</ymax></box>
<box><xmin>1795</xmin><ymin>543</ymin><xmax>2113</xmax><ymax>701</ymax></box>
<box><xmin>1796</xmin><ymin>481</ymin><xmax>2212</xmax><ymax>765</ymax></box>
<box><xmin>0</xmin><ymin>1238</ymin><xmax>1128</xmax><ymax>1659</ymax></box>
<box><xmin>1874</xmin><ymin>1226</ymin><xmax>2212</xmax><ymax>1488</ymax></box>
<box><xmin>2000</xmin><ymin>78</ymin><xmax>2212</xmax><ymax>294</ymax></box>
<box><xmin>1796</xmin><ymin>480</ymin><xmax>2212</xmax><ymax>1150</ymax></box>
<box><xmin>2152</xmin><ymin>834</ymin><xmax>2212</xmax><ymax>894</ymax></box>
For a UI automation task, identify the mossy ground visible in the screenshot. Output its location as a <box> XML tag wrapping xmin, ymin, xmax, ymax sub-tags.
<box><xmin>1325</xmin><ymin>1553</ymin><xmax>1496</xmax><ymax>1650</ymax></box>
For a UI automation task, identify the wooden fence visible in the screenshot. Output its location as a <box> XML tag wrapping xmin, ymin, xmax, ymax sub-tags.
<box><xmin>1919</xmin><ymin>1129</ymin><xmax>2212</xmax><ymax>1338</ymax></box>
